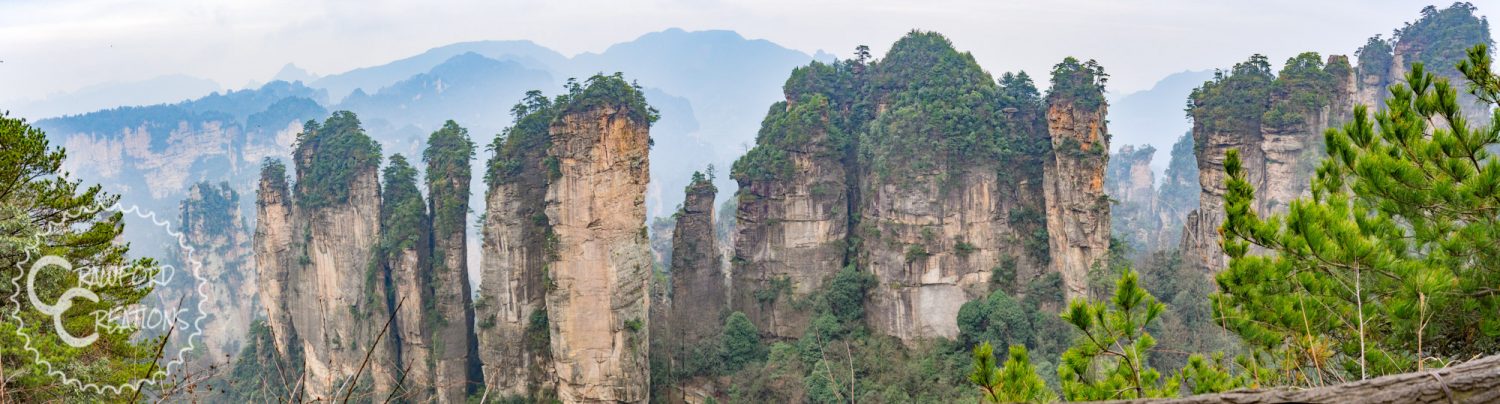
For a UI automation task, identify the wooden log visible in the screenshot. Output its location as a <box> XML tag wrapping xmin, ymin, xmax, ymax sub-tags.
<box><xmin>1101</xmin><ymin>354</ymin><xmax>1500</xmax><ymax>404</ymax></box>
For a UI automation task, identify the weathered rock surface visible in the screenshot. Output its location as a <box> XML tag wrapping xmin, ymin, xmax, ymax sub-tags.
<box><xmin>730</xmin><ymin>98</ymin><xmax>849</xmax><ymax>340</ymax></box>
<box><xmin>475</xmin><ymin>142</ymin><xmax>553</xmax><ymax>397</ymax></box>
<box><xmin>545</xmin><ymin>104</ymin><xmax>653</xmax><ymax>403</ymax></box>
<box><xmin>178</xmin><ymin>182</ymin><xmax>259</xmax><ymax>365</ymax></box>
<box><xmin>378</xmin><ymin>155</ymin><xmax>435</xmax><ymax>401</ymax></box>
<box><xmin>668</xmin><ymin>174</ymin><xmax>725</xmax><ymax>347</ymax></box>
<box><xmin>425</xmin><ymin>122</ymin><xmax>479</xmax><ymax>402</ymax></box>
<box><xmin>253</xmin><ymin>162</ymin><xmax>298</xmax><ymax>365</ymax></box>
<box><xmin>1042</xmin><ymin>91</ymin><xmax>1111</xmax><ymax>299</ymax></box>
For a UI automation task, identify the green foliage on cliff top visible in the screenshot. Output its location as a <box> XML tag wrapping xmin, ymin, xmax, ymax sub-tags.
<box><xmin>486</xmin><ymin>90</ymin><xmax>555</xmax><ymax>187</ymax></box>
<box><xmin>379</xmin><ymin>154</ymin><xmax>427</xmax><ymax>256</ymax></box>
<box><xmin>1395</xmin><ymin>2</ymin><xmax>1494</xmax><ymax>79</ymax></box>
<box><xmin>487</xmin><ymin>73</ymin><xmax>658</xmax><ymax>187</ymax></box>
<box><xmin>179</xmin><ymin>181</ymin><xmax>240</xmax><ymax>238</ymax></box>
<box><xmin>556</xmin><ymin>72</ymin><xmax>660</xmax><ymax>126</ymax></box>
<box><xmin>1048</xmin><ymin>57</ymin><xmax>1109</xmax><ymax>111</ymax></box>
<box><xmin>1262</xmin><ymin>52</ymin><xmax>1342</xmax><ymax>129</ymax></box>
<box><xmin>1214</xmin><ymin>48</ymin><xmax>1500</xmax><ymax>382</ymax></box>
<box><xmin>1357</xmin><ymin>35</ymin><xmax>1395</xmax><ymax>80</ymax></box>
<box><xmin>730</xmin><ymin>95</ymin><xmax>842</xmax><ymax>183</ymax></box>
<box><xmin>1188</xmin><ymin>54</ymin><xmax>1275</xmax><ymax>135</ymax></box>
<box><xmin>292</xmin><ymin>110</ymin><xmax>382</xmax><ymax>210</ymax></box>
<box><xmin>424</xmin><ymin>120</ymin><xmax>474</xmax><ymax>235</ymax></box>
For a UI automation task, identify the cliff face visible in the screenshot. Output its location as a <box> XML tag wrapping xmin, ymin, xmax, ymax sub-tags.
<box><xmin>1042</xmin><ymin>65</ymin><xmax>1111</xmax><ymax>299</ymax></box>
<box><xmin>1181</xmin><ymin>54</ymin><xmax>1353</xmax><ymax>274</ymax></box>
<box><xmin>253</xmin><ymin>112</ymin><xmax>398</xmax><ymax>401</ymax></box>
<box><xmin>668</xmin><ymin>174</ymin><xmax>725</xmax><ymax>347</ymax></box>
<box><xmin>178</xmin><ymin>182</ymin><xmax>259</xmax><ymax>364</ymax></box>
<box><xmin>1177</xmin><ymin>5</ymin><xmax>1493</xmax><ymax>273</ymax></box>
<box><xmin>475</xmin><ymin>122</ymin><xmax>553</xmax><ymax>397</ymax></box>
<box><xmin>379</xmin><ymin>155</ymin><xmax>435</xmax><ymax>401</ymax></box>
<box><xmin>1105</xmin><ymin>145</ymin><xmax>1158</xmax><ymax>252</ymax></box>
<box><xmin>730</xmin><ymin>97</ymin><xmax>849</xmax><ymax>340</ymax></box>
<box><xmin>425</xmin><ymin>122</ymin><xmax>479</xmax><ymax>402</ymax></box>
<box><xmin>544</xmin><ymin>103</ymin><xmax>653</xmax><ymax>403</ymax></box>
<box><xmin>253</xmin><ymin>161</ymin><xmax>298</xmax><ymax>365</ymax></box>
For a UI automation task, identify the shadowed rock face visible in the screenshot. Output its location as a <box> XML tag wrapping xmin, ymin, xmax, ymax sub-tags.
<box><xmin>668</xmin><ymin>175</ymin><xmax>725</xmax><ymax>348</ymax></box>
<box><xmin>475</xmin><ymin>142</ymin><xmax>552</xmax><ymax>396</ymax></box>
<box><xmin>425</xmin><ymin>123</ymin><xmax>479</xmax><ymax>402</ymax></box>
<box><xmin>178</xmin><ymin>182</ymin><xmax>259</xmax><ymax>367</ymax></box>
<box><xmin>1043</xmin><ymin>92</ymin><xmax>1111</xmax><ymax>299</ymax></box>
<box><xmin>545</xmin><ymin>104</ymin><xmax>653</xmax><ymax>403</ymax></box>
<box><xmin>730</xmin><ymin>99</ymin><xmax>849</xmax><ymax>340</ymax></box>
<box><xmin>253</xmin><ymin>168</ymin><xmax>297</xmax><ymax>363</ymax></box>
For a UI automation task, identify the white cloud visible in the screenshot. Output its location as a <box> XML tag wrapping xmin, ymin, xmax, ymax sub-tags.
<box><xmin>0</xmin><ymin>0</ymin><xmax>1487</xmax><ymax>107</ymax></box>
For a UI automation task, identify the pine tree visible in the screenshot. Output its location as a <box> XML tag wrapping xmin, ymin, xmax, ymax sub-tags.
<box><xmin>0</xmin><ymin>112</ymin><xmax>159</xmax><ymax>401</ymax></box>
<box><xmin>1213</xmin><ymin>44</ymin><xmax>1500</xmax><ymax>384</ymax></box>
<box><xmin>1057</xmin><ymin>268</ymin><xmax>1178</xmax><ymax>400</ymax></box>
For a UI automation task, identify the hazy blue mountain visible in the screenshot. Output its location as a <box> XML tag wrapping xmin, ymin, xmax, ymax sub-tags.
<box><xmin>34</xmin><ymin>81</ymin><xmax>328</xmax><ymax>259</ymax></box>
<box><xmin>1108</xmin><ymin>69</ymin><xmax>1213</xmax><ymax>176</ymax></box>
<box><xmin>563</xmin><ymin>29</ymin><xmax>814</xmax><ymax>208</ymax></box>
<box><xmin>272</xmin><ymin>63</ymin><xmax>320</xmax><ymax>83</ymax></box>
<box><xmin>10</xmin><ymin>75</ymin><xmax>222</xmax><ymax>120</ymax></box>
<box><xmin>338</xmin><ymin>52</ymin><xmax>555</xmax><ymax>147</ymax></box>
<box><xmin>313</xmin><ymin>40</ymin><xmax>568</xmax><ymax>102</ymax></box>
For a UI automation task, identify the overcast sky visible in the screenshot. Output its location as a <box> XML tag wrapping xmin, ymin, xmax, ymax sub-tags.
<box><xmin>1</xmin><ymin>0</ymin><xmax>1494</xmax><ymax>104</ymax></box>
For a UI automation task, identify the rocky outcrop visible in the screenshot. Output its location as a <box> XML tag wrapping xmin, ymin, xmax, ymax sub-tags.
<box><xmin>178</xmin><ymin>182</ymin><xmax>258</xmax><ymax>364</ymax></box>
<box><xmin>544</xmin><ymin>100</ymin><xmax>654</xmax><ymax>402</ymax></box>
<box><xmin>476</xmin><ymin>112</ymin><xmax>554</xmax><ymax>397</ymax></box>
<box><xmin>1178</xmin><ymin>5</ymin><xmax>1493</xmax><ymax>273</ymax></box>
<box><xmin>668</xmin><ymin>173</ymin><xmax>725</xmax><ymax>348</ymax></box>
<box><xmin>378</xmin><ymin>155</ymin><xmax>434</xmax><ymax>401</ymax></box>
<box><xmin>730</xmin><ymin>96</ymin><xmax>850</xmax><ymax>340</ymax></box>
<box><xmin>1042</xmin><ymin>62</ymin><xmax>1112</xmax><ymax>299</ymax></box>
<box><xmin>727</xmin><ymin>33</ymin><xmax>1059</xmax><ymax>343</ymax></box>
<box><xmin>253</xmin><ymin>160</ymin><xmax>298</xmax><ymax>365</ymax></box>
<box><xmin>1105</xmin><ymin>145</ymin><xmax>1158</xmax><ymax>252</ymax></box>
<box><xmin>254</xmin><ymin>112</ymin><xmax>398</xmax><ymax>401</ymax></box>
<box><xmin>425</xmin><ymin>121</ymin><xmax>479</xmax><ymax>402</ymax></box>
<box><xmin>1181</xmin><ymin>54</ymin><xmax>1354</xmax><ymax>274</ymax></box>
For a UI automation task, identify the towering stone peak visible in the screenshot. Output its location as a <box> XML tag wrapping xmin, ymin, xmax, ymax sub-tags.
<box><xmin>543</xmin><ymin>74</ymin><xmax>655</xmax><ymax>402</ymax></box>
<box><xmin>178</xmin><ymin>181</ymin><xmax>258</xmax><ymax>364</ymax></box>
<box><xmin>377</xmin><ymin>154</ymin><xmax>435</xmax><ymax>401</ymax></box>
<box><xmin>475</xmin><ymin>75</ymin><xmax>657</xmax><ymax>402</ymax></box>
<box><xmin>477</xmin><ymin>91</ymin><xmax>557</xmax><ymax>398</ymax></box>
<box><xmin>667</xmin><ymin>171</ymin><xmax>726</xmax><ymax>348</ymax></box>
<box><xmin>730</xmin><ymin>93</ymin><xmax>851</xmax><ymax>339</ymax></box>
<box><xmin>258</xmin><ymin>112</ymin><xmax>398</xmax><ymax>400</ymax></box>
<box><xmin>729</xmin><ymin>31</ymin><xmax>1056</xmax><ymax>343</ymax></box>
<box><xmin>253</xmin><ymin>158</ymin><xmax>298</xmax><ymax>366</ymax></box>
<box><xmin>1106</xmin><ymin>145</ymin><xmax>1156</xmax><ymax>209</ymax></box>
<box><xmin>1042</xmin><ymin>57</ymin><xmax>1112</xmax><ymax>299</ymax></box>
<box><xmin>1181</xmin><ymin>52</ymin><xmax>1357</xmax><ymax>273</ymax></box>
<box><xmin>423</xmin><ymin>120</ymin><xmax>479</xmax><ymax>402</ymax></box>
<box><xmin>1106</xmin><ymin>145</ymin><xmax>1158</xmax><ymax>252</ymax></box>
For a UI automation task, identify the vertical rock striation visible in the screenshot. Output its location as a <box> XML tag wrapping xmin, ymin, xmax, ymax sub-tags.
<box><xmin>253</xmin><ymin>161</ymin><xmax>298</xmax><ymax>363</ymax></box>
<box><xmin>544</xmin><ymin>92</ymin><xmax>654</xmax><ymax>402</ymax></box>
<box><xmin>424</xmin><ymin>121</ymin><xmax>479</xmax><ymax>401</ymax></box>
<box><xmin>1042</xmin><ymin>58</ymin><xmax>1112</xmax><ymax>299</ymax></box>
<box><xmin>378</xmin><ymin>155</ymin><xmax>434</xmax><ymax>401</ymax></box>
<box><xmin>730</xmin><ymin>94</ymin><xmax>850</xmax><ymax>340</ymax></box>
<box><xmin>668</xmin><ymin>172</ymin><xmax>725</xmax><ymax>348</ymax></box>
<box><xmin>179</xmin><ymin>182</ymin><xmax>259</xmax><ymax>364</ymax></box>
<box><xmin>293</xmin><ymin>112</ymin><xmax>395</xmax><ymax>401</ymax></box>
<box><xmin>476</xmin><ymin>93</ymin><xmax>556</xmax><ymax>398</ymax></box>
